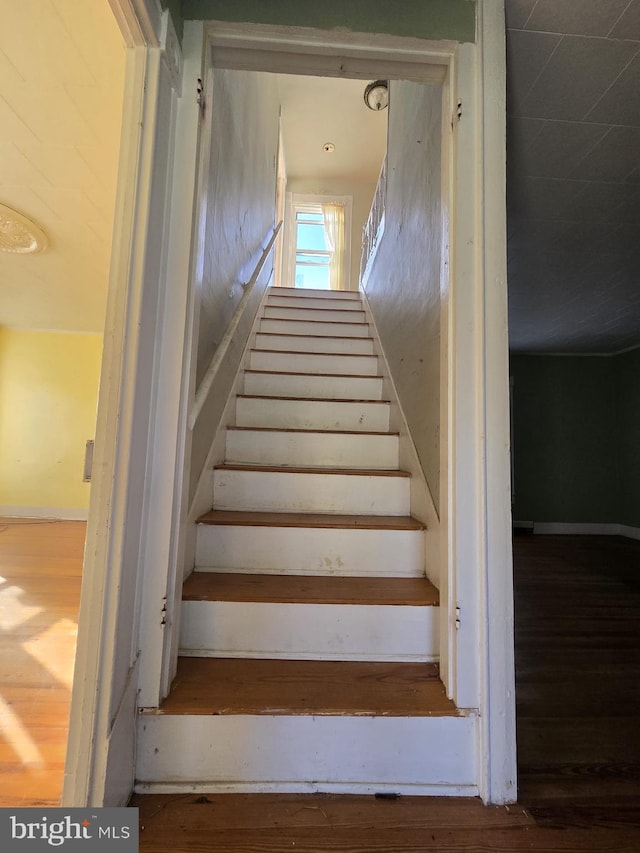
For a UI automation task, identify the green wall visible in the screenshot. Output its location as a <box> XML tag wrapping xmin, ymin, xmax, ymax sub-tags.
<box><xmin>181</xmin><ymin>0</ymin><xmax>476</xmax><ymax>43</ymax></box>
<box><xmin>511</xmin><ymin>352</ymin><xmax>640</xmax><ymax>528</ymax></box>
<box><xmin>161</xmin><ymin>0</ymin><xmax>184</xmax><ymax>40</ymax></box>
<box><xmin>616</xmin><ymin>349</ymin><xmax>640</xmax><ymax>527</ymax></box>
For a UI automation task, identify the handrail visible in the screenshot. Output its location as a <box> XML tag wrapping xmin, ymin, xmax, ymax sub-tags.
<box><xmin>360</xmin><ymin>156</ymin><xmax>387</xmax><ymax>289</ymax></box>
<box><xmin>188</xmin><ymin>220</ymin><xmax>283</xmax><ymax>431</ymax></box>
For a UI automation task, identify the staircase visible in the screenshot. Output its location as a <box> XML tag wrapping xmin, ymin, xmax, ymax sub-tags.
<box><xmin>136</xmin><ymin>286</ymin><xmax>477</xmax><ymax>796</ymax></box>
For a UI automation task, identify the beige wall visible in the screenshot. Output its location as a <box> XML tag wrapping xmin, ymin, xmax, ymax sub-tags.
<box><xmin>364</xmin><ymin>81</ymin><xmax>442</xmax><ymax>510</ymax></box>
<box><xmin>0</xmin><ymin>328</ymin><xmax>102</xmax><ymax>516</ymax></box>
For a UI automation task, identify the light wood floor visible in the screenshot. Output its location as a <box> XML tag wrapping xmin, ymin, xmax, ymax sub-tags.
<box><xmin>0</xmin><ymin>517</ymin><xmax>84</xmax><ymax>806</ymax></box>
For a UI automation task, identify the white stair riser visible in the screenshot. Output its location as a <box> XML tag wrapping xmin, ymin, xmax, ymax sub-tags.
<box><xmin>254</xmin><ymin>334</ymin><xmax>374</xmax><ymax>355</ymax></box>
<box><xmin>243</xmin><ymin>372</ymin><xmax>383</xmax><ymax>401</ymax></box>
<box><xmin>236</xmin><ymin>397</ymin><xmax>390</xmax><ymax>432</ymax></box>
<box><xmin>137</xmin><ymin>715</ymin><xmax>477</xmax><ymax>792</ymax></box>
<box><xmin>225</xmin><ymin>429</ymin><xmax>399</xmax><ymax>469</ymax></box>
<box><xmin>213</xmin><ymin>469</ymin><xmax>410</xmax><ymax>515</ymax></box>
<box><xmin>195</xmin><ymin>525</ymin><xmax>425</xmax><ymax>576</ymax></box>
<box><xmin>260</xmin><ymin>319</ymin><xmax>370</xmax><ymax>337</ymax></box>
<box><xmin>264</xmin><ymin>307</ymin><xmax>367</xmax><ymax>323</ymax></box>
<box><xmin>249</xmin><ymin>350</ymin><xmax>379</xmax><ymax>376</ymax></box>
<box><xmin>267</xmin><ymin>296</ymin><xmax>363</xmax><ymax>311</ymax></box>
<box><xmin>180</xmin><ymin>601</ymin><xmax>438</xmax><ymax>662</ymax></box>
<box><xmin>273</xmin><ymin>287</ymin><xmax>359</xmax><ymax>300</ymax></box>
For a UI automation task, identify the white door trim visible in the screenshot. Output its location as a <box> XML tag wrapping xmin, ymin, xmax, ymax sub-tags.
<box><xmin>205</xmin><ymin>21</ymin><xmax>454</xmax><ymax>82</ymax></box>
<box><xmin>63</xmin><ymin>0</ymin><xmax>192</xmax><ymax>806</ymax></box>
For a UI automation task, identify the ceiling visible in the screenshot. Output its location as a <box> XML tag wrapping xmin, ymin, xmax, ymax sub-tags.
<box><xmin>0</xmin><ymin>0</ymin><xmax>125</xmax><ymax>333</ymax></box>
<box><xmin>277</xmin><ymin>74</ymin><xmax>388</xmax><ymax>183</ymax></box>
<box><xmin>506</xmin><ymin>0</ymin><xmax>640</xmax><ymax>353</ymax></box>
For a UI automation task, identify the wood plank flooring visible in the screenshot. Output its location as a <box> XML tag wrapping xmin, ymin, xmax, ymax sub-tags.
<box><xmin>0</xmin><ymin>517</ymin><xmax>84</xmax><ymax>806</ymax></box>
<box><xmin>133</xmin><ymin>534</ymin><xmax>640</xmax><ymax>851</ymax></box>
<box><xmin>514</xmin><ymin>534</ymin><xmax>640</xmax><ymax>832</ymax></box>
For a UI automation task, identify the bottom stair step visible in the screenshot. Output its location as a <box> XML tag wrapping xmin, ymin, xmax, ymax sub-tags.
<box><xmin>136</xmin><ymin>660</ymin><xmax>477</xmax><ymax>794</ymax></box>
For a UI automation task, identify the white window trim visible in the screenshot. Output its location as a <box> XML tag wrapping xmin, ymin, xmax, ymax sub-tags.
<box><xmin>283</xmin><ymin>193</ymin><xmax>352</xmax><ymax>290</ymax></box>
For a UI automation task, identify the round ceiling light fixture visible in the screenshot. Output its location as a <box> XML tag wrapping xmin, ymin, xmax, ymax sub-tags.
<box><xmin>0</xmin><ymin>203</ymin><xmax>48</xmax><ymax>254</ymax></box>
<box><xmin>364</xmin><ymin>80</ymin><xmax>389</xmax><ymax>111</ymax></box>
<box><xmin>322</xmin><ymin>142</ymin><xmax>335</xmax><ymax>153</ymax></box>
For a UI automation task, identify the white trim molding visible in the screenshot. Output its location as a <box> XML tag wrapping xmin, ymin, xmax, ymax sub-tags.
<box><xmin>108</xmin><ymin>0</ymin><xmax>162</xmax><ymax>47</ymax></box>
<box><xmin>0</xmin><ymin>506</ymin><xmax>88</xmax><ymax>521</ymax></box>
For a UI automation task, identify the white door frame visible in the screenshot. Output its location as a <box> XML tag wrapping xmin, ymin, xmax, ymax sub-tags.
<box><xmin>65</xmin><ymin>1</ymin><xmax>514</xmax><ymax>807</ymax></box>
<box><xmin>63</xmin><ymin>0</ymin><xmax>197</xmax><ymax>806</ymax></box>
<box><xmin>203</xmin><ymin>7</ymin><xmax>515</xmax><ymax>804</ymax></box>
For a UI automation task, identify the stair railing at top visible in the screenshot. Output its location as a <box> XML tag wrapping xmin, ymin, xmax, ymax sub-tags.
<box><xmin>188</xmin><ymin>220</ymin><xmax>283</xmax><ymax>431</ymax></box>
<box><xmin>360</xmin><ymin>156</ymin><xmax>387</xmax><ymax>290</ymax></box>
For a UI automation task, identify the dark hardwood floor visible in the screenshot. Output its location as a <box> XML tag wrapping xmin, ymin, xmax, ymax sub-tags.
<box><xmin>515</xmin><ymin>534</ymin><xmax>640</xmax><ymax>831</ymax></box>
<box><xmin>132</xmin><ymin>534</ymin><xmax>640</xmax><ymax>851</ymax></box>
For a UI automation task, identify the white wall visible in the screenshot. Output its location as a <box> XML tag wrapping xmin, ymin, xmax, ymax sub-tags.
<box><xmin>190</xmin><ymin>68</ymin><xmax>280</xmax><ymax>503</ymax></box>
<box><xmin>364</xmin><ymin>81</ymin><xmax>442</xmax><ymax>509</ymax></box>
<box><xmin>196</xmin><ymin>68</ymin><xmax>280</xmax><ymax>383</ymax></box>
<box><xmin>286</xmin><ymin>177</ymin><xmax>377</xmax><ymax>290</ymax></box>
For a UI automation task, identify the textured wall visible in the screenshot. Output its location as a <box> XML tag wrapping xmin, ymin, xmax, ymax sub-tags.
<box><xmin>197</xmin><ymin>68</ymin><xmax>280</xmax><ymax>384</ymax></box>
<box><xmin>364</xmin><ymin>81</ymin><xmax>442</xmax><ymax>510</ymax></box>
<box><xmin>190</xmin><ymin>68</ymin><xmax>279</xmax><ymax>504</ymax></box>
<box><xmin>182</xmin><ymin>0</ymin><xmax>476</xmax><ymax>43</ymax></box>
<box><xmin>0</xmin><ymin>329</ymin><xmax>102</xmax><ymax>513</ymax></box>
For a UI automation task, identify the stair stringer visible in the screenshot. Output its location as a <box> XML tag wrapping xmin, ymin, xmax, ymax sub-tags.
<box><xmin>182</xmin><ymin>283</ymin><xmax>275</xmax><ymax>582</ymax></box>
<box><xmin>358</xmin><ymin>288</ymin><xmax>441</xmax><ymax>590</ymax></box>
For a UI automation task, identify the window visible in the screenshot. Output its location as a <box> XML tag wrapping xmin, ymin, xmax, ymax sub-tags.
<box><xmin>283</xmin><ymin>195</ymin><xmax>351</xmax><ymax>291</ymax></box>
<box><xmin>294</xmin><ymin>206</ymin><xmax>331</xmax><ymax>290</ymax></box>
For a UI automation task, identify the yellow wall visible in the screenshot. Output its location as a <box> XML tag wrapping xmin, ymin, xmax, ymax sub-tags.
<box><xmin>0</xmin><ymin>329</ymin><xmax>103</xmax><ymax>514</ymax></box>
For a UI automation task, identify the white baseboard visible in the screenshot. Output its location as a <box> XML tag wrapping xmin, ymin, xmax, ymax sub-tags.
<box><xmin>617</xmin><ymin>524</ymin><xmax>640</xmax><ymax>542</ymax></box>
<box><xmin>533</xmin><ymin>521</ymin><xmax>640</xmax><ymax>541</ymax></box>
<box><xmin>0</xmin><ymin>505</ymin><xmax>89</xmax><ymax>521</ymax></box>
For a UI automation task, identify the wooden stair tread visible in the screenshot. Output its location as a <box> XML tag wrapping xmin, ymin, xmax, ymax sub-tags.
<box><xmin>183</xmin><ymin>572</ymin><xmax>439</xmax><ymax>605</ymax></box>
<box><xmin>269</xmin><ymin>295</ymin><xmax>363</xmax><ymax>304</ymax></box>
<box><xmin>237</xmin><ymin>394</ymin><xmax>389</xmax><ymax>403</ymax></box>
<box><xmin>197</xmin><ymin>510</ymin><xmax>426</xmax><ymax>530</ymax></box>
<box><xmin>262</xmin><ymin>318</ymin><xmax>369</xmax><ymax>325</ymax></box>
<box><xmin>215</xmin><ymin>464</ymin><xmax>410</xmax><ymax>478</ymax></box>
<box><xmin>243</xmin><ymin>370</ymin><xmax>382</xmax><ymax>381</ymax></box>
<box><xmin>157</xmin><ymin>658</ymin><xmax>457</xmax><ymax>716</ymax></box>
<box><xmin>251</xmin><ymin>348</ymin><xmax>377</xmax><ymax>359</ymax></box>
<box><xmin>227</xmin><ymin>426</ymin><xmax>399</xmax><ymax>437</ymax></box>
<box><xmin>257</xmin><ymin>332</ymin><xmax>373</xmax><ymax>342</ymax></box>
